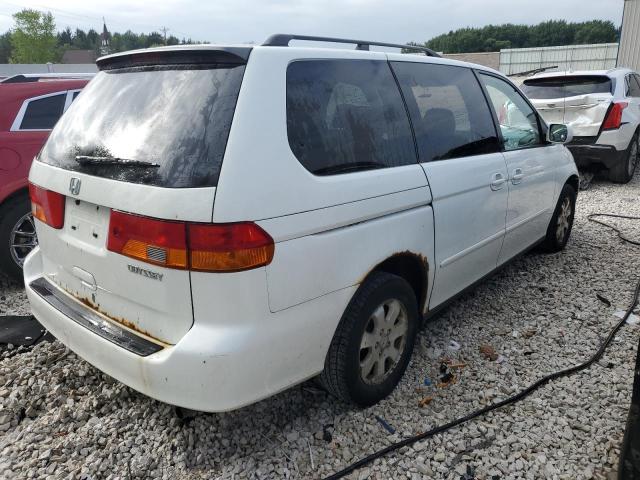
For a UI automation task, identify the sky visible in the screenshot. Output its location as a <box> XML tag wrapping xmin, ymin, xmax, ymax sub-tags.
<box><xmin>0</xmin><ymin>0</ymin><xmax>627</xmax><ymax>45</ymax></box>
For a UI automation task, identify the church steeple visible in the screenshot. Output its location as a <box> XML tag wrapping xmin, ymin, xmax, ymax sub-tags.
<box><xmin>100</xmin><ymin>17</ymin><xmax>111</xmax><ymax>55</ymax></box>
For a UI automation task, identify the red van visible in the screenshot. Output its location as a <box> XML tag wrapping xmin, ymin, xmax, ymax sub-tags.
<box><xmin>0</xmin><ymin>74</ymin><xmax>91</xmax><ymax>280</ymax></box>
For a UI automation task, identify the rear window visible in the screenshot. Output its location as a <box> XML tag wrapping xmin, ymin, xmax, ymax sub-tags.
<box><xmin>21</xmin><ymin>93</ymin><xmax>66</xmax><ymax>130</ymax></box>
<box><xmin>38</xmin><ymin>64</ymin><xmax>245</xmax><ymax>188</ymax></box>
<box><xmin>286</xmin><ymin>60</ymin><xmax>416</xmax><ymax>175</ymax></box>
<box><xmin>522</xmin><ymin>76</ymin><xmax>613</xmax><ymax>99</ymax></box>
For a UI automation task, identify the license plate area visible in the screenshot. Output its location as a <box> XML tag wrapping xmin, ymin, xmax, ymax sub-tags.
<box><xmin>64</xmin><ymin>198</ymin><xmax>110</xmax><ymax>250</ymax></box>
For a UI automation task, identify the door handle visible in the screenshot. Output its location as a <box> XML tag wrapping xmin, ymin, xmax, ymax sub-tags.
<box><xmin>511</xmin><ymin>168</ymin><xmax>524</xmax><ymax>185</ymax></box>
<box><xmin>490</xmin><ymin>172</ymin><xmax>506</xmax><ymax>191</ymax></box>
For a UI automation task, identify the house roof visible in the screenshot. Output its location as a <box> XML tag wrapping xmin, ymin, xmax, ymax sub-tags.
<box><xmin>61</xmin><ymin>49</ymin><xmax>97</xmax><ymax>64</ymax></box>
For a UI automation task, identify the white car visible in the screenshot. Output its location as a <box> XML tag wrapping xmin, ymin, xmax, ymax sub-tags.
<box><xmin>522</xmin><ymin>69</ymin><xmax>640</xmax><ymax>183</ymax></box>
<box><xmin>24</xmin><ymin>35</ymin><xmax>579</xmax><ymax>412</ymax></box>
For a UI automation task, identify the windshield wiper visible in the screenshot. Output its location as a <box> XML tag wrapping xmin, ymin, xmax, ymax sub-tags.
<box><xmin>75</xmin><ymin>156</ymin><xmax>160</xmax><ymax>168</ymax></box>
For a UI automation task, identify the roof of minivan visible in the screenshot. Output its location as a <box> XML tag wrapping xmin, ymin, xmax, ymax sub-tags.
<box><xmin>96</xmin><ymin>43</ymin><xmax>503</xmax><ymax>77</ymax></box>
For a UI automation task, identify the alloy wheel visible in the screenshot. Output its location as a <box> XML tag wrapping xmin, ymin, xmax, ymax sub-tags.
<box><xmin>9</xmin><ymin>213</ymin><xmax>38</xmax><ymax>268</ymax></box>
<box><xmin>555</xmin><ymin>196</ymin><xmax>572</xmax><ymax>243</ymax></box>
<box><xmin>359</xmin><ymin>299</ymin><xmax>408</xmax><ymax>385</ymax></box>
<box><xmin>629</xmin><ymin>137</ymin><xmax>639</xmax><ymax>178</ymax></box>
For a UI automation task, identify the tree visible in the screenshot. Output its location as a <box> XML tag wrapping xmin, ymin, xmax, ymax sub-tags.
<box><xmin>2</xmin><ymin>21</ymin><xmax>202</xmax><ymax>60</ymax></box>
<box><xmin>0</xmin><ymin>32</ymin><xmax>12</xmax><ymax>63</ymax></box>
<box><xmin>420</xmin><ymin>19</ymin><xmax>618</xmax><ymax>54</ymax></box>
<box><xmin>57</xmin><ymin>26</ymin><xmax>72</xmax><ymax>45</ymax></box>
<box><xmin>10</xmin><ymin>9</ymin><xmax>57</xmax><ymax>63</ymax></box>
<box><xmin>86</xmin><ymin>29</ymin><xmax>99</xmax><ymax>49</ymax></box>
<box><xmin>73</xmin><ymin>28</ymin><xmax>88</xmax><ymax>48</ymax></box>
<box><xmin>146</xmin><ymin>32</ymin><xmax>164</xmax><ymax>47</ymax></box>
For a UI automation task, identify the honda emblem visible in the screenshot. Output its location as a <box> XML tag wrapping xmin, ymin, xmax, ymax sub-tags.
<box><xmin>69</xmin><ymin>178</ymin><xmax>81</xmax><ymax>196</ymax></box>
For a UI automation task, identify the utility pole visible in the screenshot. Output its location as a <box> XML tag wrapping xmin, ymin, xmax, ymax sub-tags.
<box><xmin>160</xmin><ymin>26</ymin><xmax>169</xmax><ymax>45</ymax></box>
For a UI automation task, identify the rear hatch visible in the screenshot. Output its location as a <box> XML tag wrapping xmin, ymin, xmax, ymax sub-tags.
<box><xmin>523</xmin><ymin>75</ymin><xmax>613</xmax><ymax>137</ymax></box>
<box><xmin>29</xmin><ymin>47</ymin><xmax>249</xmax><ymax>345</ymax></box>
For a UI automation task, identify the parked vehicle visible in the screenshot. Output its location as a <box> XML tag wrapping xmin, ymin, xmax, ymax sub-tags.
<box><xmin>24</xmin><ymin>36</ymin><xmax>578</xmax><ymax>412</ymax></box>
<box><xmin>0</xmin><ymin>74</ymin><xmax>91</xmax><ymax>280</ymax></box>
<box><xmin>522</xmin><ymin>69</ymin><xmax>640</xmax><ymax>183</ymax></box>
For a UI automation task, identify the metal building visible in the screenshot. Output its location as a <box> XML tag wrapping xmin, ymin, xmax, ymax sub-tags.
<box><xmin>499</xmin><ymin>43</ymin><xmax>619</xmax><ymax>75</ymax></box>
<box><xmin>618</xmin><ymin>0</ymin><xmax>640</xmax><ymax>70</ymax></box>
<box><xmin>0</xmin><ymin>63</ymin><xmax>98</xmax><ymax>79</ymax></box>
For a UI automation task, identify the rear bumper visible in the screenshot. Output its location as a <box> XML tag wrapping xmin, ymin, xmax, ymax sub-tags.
<box><xmin>568</xmin><ymin>123</ymin><xmax>636</xmax><ymax>169</ymax></box>
<box><xmin>29</xmin><ymin>277</ymin><xmax>163</xmax><ymax>356</ymax></box>
<box><xmin>24</xmin><ymin>247</ymin><xmax>355</xmax><ymax>412</ymax></box>
<box><xmin>567</xmin><ymin>143</ymin><xmax>624</xmax><ymax>169</ymax></box>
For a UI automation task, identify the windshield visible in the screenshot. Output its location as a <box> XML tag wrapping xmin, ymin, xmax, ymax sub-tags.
<box><xmin>38</xmin><ymin>64</ymin><xmax>245</xmax><ymax>188</ymax></box>
<box><xmin>522</xmin><ymin>76</ymin><xmax>613</xmax><ymax>99</ymax></box>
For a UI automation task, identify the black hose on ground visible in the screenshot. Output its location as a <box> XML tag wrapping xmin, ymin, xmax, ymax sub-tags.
<box><xmin>323</xmin><ymin>213</ymin><xmax>640</xmax><ymax>480</ymax></box>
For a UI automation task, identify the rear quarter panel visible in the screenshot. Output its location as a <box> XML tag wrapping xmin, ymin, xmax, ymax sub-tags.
<box><xmin>261</xmin><ymin>197</ymin><xmax>434</xmax><ymax>313</ymax></box>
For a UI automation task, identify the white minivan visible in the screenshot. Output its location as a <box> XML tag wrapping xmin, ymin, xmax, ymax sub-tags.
<box><xmin>24</xmin><ymin>35</ymin><xmax>579</xmax><ymax>412</ymax></box>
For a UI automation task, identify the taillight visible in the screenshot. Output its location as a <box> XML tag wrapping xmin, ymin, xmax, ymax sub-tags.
<box><xmin>107</xmin><ymin>211</ymin><xmax>274</xmax><ymax>272</ymax></box>
<box><xmin>188</xmin><ymin>223</ymin><xmax>275</xmax><ymax>272</ymax></box>
<box><xmin>107</xmin><ymin>211</ymin><xmax>188</xmax><ymax>269</ymax></box>
<box><xmin>602</xmin><ymin>102</ymin><xmax>628</xmax><ymax>130</ymax></box>
<box><xmin>28</xmin><ymin>183</ymin><xmax>65</xmax><ymax>229</ymax></box>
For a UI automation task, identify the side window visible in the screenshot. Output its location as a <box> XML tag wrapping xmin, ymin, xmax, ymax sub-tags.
<box><xmin>20</xmin><ymin>94</ymin><xmax>66</xmax><ymax>130</ymax></box>
<box><xmin>391</xmin><ymin>62</ymin><xmax>500</xmax><ymax>163</ymax></box>
<box><xmin>628</xmin><ymin>75</ymin><xmax>640</xmax><ymax>98</ymax></box>
<box><xmin>286</xmin><ymin>60</ymin><xmax>416</xmax><ymax>175</ymax></box>
<box><xmin>479</xmin><ymin>74</ymin><xmax>543</xmax><ymax>151</ymax></box>
<box><xmin>72</xmin><ymin>91</ymin><xmax>81</xmax><ymax>101</ymax></box>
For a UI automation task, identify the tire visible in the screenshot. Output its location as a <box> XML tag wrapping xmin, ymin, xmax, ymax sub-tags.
<box><xmin>318</xmin><ymin>271</ymin><xmax>419</xmax><ymax>407</ymax></box>
<box><xmin>609</xmin><ymin>132</ymin><xmax>639</xmax><ymax>184</ymax></box>
<box><xmin>0</xmin><ymin>194</ymin><xmax>37</xmax><ymax>282</ymax></box>
<box><xmin>540</xmin><ymin>183</ymin><xmax>576</xmax><ymax>253</ymax></box>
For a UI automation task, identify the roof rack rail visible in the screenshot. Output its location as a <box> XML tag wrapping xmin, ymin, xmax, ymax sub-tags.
<box><xmin>263</xmin><ymin>34</ymin><xmax>441</xmax><ymax>57</ymax></box>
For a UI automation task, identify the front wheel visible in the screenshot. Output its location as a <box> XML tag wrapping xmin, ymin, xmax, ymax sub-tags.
<box><xmin>318</xmin><ymin>272</ymin><xmax>419</xmax><ymax>407</ymax></box>
<box><xmin>540</xmin><ymin>183</ymin><xmax>576</xmax><ymax>253</ymax></box>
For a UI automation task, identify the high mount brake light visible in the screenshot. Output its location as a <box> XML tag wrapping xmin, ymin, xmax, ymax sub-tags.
<box><xmin>107</xmin><ymin>211</ymin><xmax>274</xmax><ymax>272</ymax></box>
<box><xmin>602</xmin><ymin>102</ymin><xmax>628</xmax><ymax>130</ymax></box>
<box><xmin>28</xmin><ymin>183</ymin><xmax>65</xmax><ymax>229</ymax></box>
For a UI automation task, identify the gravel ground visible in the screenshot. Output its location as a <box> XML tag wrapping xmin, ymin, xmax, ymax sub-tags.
<box><xmin>1</xmin><ymin>173</ymin><xmax>640</xmax><ymax>480</ymax></box>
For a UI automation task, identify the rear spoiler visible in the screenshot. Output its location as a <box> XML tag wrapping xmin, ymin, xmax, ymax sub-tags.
<box><xmin>97</xmin><ymin>46</ymin><xmax>251</xmax><ymax>70</ymax></box>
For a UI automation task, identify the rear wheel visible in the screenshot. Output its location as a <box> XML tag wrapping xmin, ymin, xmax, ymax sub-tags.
<box><xmin>609</xmin><ymin>132</ymin><xmax>639</xmax><ymax>184</ymax></box>
<box><xmin>540</xmin><ymin>183</ymin><xmax>576</xmax><ymax>253</ymax></box>
<box><xmin>319</xmin><ymin>272</ymin><xmax>419</xmax><ymax>406</ymax></box>
<box><xmin>0</xmin><ymin>195</ymin><xmax>37</xmax><ymax>282</ymax></box>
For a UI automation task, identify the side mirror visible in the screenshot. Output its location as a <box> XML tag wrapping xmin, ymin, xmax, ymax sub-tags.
<box><xmin>548</xmin><ymin>124</ymin><xmax>573</xmax><ymax>144</ymax></box>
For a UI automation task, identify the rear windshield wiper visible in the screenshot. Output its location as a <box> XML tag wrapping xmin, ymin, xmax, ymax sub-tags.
<box><xmin>74</xmin><ymin>156</ymin><xmax>160</xmax><ymax>168</ymax></box>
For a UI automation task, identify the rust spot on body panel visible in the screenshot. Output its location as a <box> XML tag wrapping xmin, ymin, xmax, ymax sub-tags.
<box><xmin>74</xmin><ymin>293</ymin><xmax>169</xmax><ymax>346</ymax></box>
<box><xmin>361</xmin><ymin>250</ymin><xmax>430</xmax><ymax>315</ymax></box>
